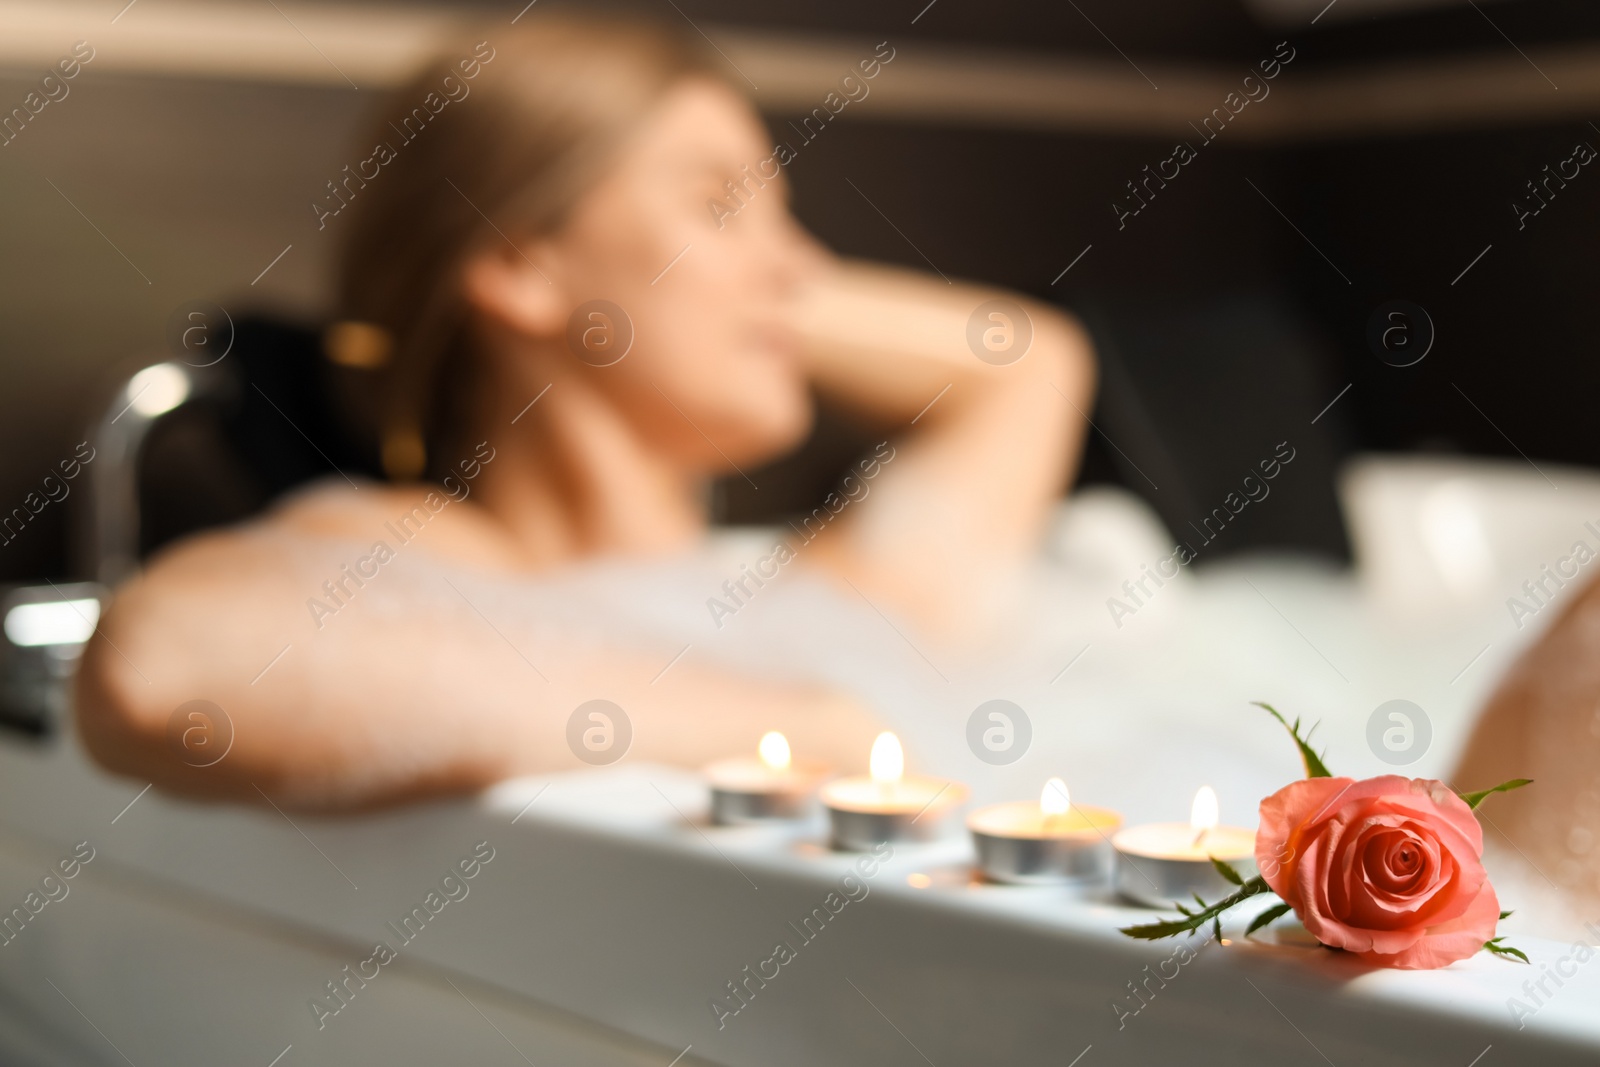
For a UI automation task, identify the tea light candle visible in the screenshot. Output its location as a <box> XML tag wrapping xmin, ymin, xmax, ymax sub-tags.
<box><xmin>968</xmin><ymin>777</ymin><xmax>1122</xmax><ymax>885</ymax></box>
<box><xmin>705</xmin><ymin>732</ymin><xmax>825</xmax><ymax>825</ymax></box>
<box><xmin>1112</xmin><ymin>786</ymin><xmax>1257</xmax><ymax>907</ymax></box>
<box><xmin>821</xmin><ymin>732</ymin><xmax>968</xmax><ymax>851</ymax></box>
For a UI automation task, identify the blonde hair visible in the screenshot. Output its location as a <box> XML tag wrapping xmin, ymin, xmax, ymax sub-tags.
<box><xmin>336</xmin><ymin>17</ymin><xmax>726</xmax><ymax>479</ymax></box>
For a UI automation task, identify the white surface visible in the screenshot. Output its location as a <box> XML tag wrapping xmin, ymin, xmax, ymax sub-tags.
<box><xmin>1</xmin><ymin>745</ymin><xmax>1596</xmax><ymax>1067</ymax></box>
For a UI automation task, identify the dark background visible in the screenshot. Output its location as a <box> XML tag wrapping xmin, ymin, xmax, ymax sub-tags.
<box><xmin>2</xmin><ymin>0</ymin><xmax>1595</xmax><ymax>580</ymax></box>
<box><xmin>727</xmin><ymin>0</ymin><xmax>1600</xmax><ymax>562</ymax></box>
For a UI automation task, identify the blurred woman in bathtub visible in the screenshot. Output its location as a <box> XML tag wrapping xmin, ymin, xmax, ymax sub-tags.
<box><xmin>76</xmin><ymin>17</ymin><xmax>1095</xmax><ymax>810</ymax></box>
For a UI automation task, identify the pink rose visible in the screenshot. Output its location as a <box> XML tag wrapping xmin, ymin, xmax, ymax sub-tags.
<box><xmin>1255</xmin><ymin>775</ymin><xmax>1499</xmax><ymax>969</ymax></box>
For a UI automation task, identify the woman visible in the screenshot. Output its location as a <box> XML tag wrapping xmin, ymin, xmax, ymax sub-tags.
<box><xmin>76</xmin><ymin>18</ymin><xmax>1095</xmax><ymax>810</ymax></box>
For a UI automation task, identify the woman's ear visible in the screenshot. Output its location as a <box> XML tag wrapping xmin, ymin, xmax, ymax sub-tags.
<box><xmin>460</xmin><ymin>239</ymin><xmax>566</xmax><ymax>337</ymax></box>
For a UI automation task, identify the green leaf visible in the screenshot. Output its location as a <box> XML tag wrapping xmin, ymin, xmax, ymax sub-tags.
<box><xmin>1458</xmin><ymin>779</ymin><xmax>1533</xmax><ymax>811</ymax></box>
<box><xmin>1210</xmin><ymin>857</ymin><xmax>1245</xmax><ymax>886</ymax></box>
<box><xmin>1120</xmin><ymin>876</ymin><xmax>1274</xmax><ymax>940</ymax></box>
<box><xmin>1484</xmin><ymin>938</ymin><xmax>1530</xmax><ymax>964</ymax></box>
<box><xmin>1500</xmin><ymin>910</ymin><xmax>1514</xmax><ymax>920</ymax></box>
<box><xmin>1121</xmin><ymin>915</ymin><xmax>1211</xmax><ymax>940</ymax></box>
<box><xmin>1245</xmin><ymin>902</ymin><xmax>1294</xmax><ymax>937</ymax></box>
<box><xmin>1253</xmin><ymin>702</ymin><xmax>1333</xmax><ymax>778</ymax></box>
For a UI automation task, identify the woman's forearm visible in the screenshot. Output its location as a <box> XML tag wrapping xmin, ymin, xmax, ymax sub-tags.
<box><xmin>793</xmin><ymin>259</ymin><xmax>1096</xmax><ymax>630</ymax></box>
<box><xmin>796</xmin><ymin>259</ymin><xmax>1092</xmax><ymax>420</ymax></box>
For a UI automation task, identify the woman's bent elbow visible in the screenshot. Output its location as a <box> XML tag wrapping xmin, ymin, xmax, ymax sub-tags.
<box><xmin>74</xmin><ymin>625</ymin><xmax>164</xmax><ymax>782</ymax></box>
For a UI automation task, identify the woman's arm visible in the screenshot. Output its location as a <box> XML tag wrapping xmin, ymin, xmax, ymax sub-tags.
<box><xmin>794</xmin><ymin>258</ymin><xmax>1096</xmax><ymax>634</ymax></box>
<box><xmin>76</xmin><ymin>487</ymin><xmax>883</xmax><ymax>811</ymax></box>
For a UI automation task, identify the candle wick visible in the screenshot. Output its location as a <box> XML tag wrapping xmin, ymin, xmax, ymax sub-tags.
<box><xmin>1192</xmin><ymin>827</ymin><xmax>1210</xmax><ymax>849</ymax></box>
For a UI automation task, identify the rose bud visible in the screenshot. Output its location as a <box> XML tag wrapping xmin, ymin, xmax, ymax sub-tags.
<box><xmin>1255</xmin><ymin>775</ymin><xmax>1499</xmax><ymax>969</ymax></box>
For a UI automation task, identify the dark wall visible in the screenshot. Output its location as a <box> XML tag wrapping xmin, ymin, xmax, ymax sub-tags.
<box><xmin>1288</xmin><ymin>119</ymin><xmax>1600</xmax><ymax>466</ymax></box>
<box><xmin>722</xmin><ymin>0</ymin><xmax>1600</xmax><ymax>561</ymax></box>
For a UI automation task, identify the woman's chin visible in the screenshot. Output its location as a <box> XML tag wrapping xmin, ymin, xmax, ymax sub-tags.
<box><xmin>711</xmin><ymin>392</ymin><xmax>814</xmax><ymax>469</ymax></box>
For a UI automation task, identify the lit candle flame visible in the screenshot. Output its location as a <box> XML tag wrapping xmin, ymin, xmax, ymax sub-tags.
<box><xmin>869</xmin><ymin>732</ymin><xmax>904</xmax><ymax>787</ymax></box>
<box><xmin>758</xmin><ymin>731</ymin><xmax>791</xmax><ymax>772</ymax></box>
<box><xmin>1040</xmin><ymin>777</ymin><xmax>1071</xmax><ymax>817</ymax></box>
<box><xmin>1191</xmin><ymin>785</ymin><xmax>1219</xmax><ymax>847</ymax></box>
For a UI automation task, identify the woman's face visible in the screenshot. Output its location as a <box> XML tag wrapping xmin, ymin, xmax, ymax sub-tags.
<box><xmin>516</xmin><ymin>78</ymin><xmax>820</xmax><ymax>470</ymax></box>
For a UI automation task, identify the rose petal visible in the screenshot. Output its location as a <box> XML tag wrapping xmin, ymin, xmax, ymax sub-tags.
<box><xmin>1256</xmin><ymin>777</ymin><xmax>1356</xmax><ymax>898</ymax></box>
<box><xmin>1368</xmin><ymin>829</ymin><xmax>1427</xmax><ymax>892</ymax></box>
<box><xmin>1348</xmin><ymin>780</ymin><xmax>1483</xmax><ymax>853</ymax></box>
<box><xmin>1350</xmin><ymin>821</ymin><xmax>1443</xmax><ymax>911</ymax></box>
<box><xmin>1333</xmin><ymin>815</ymin><xmax>1437</xmax><ymax>918</ymax></box>
<box><xmin>1291</xmin><ymin>827</ymin><xmax>1427</xmax><ymax>955</ymax></box>
<box><xmin>1334</xmin><ymin>799</ymin><xmax>1487</xmax><ymax>928</ymax></box>
<box><xmin>1345</xmin><ymin>835</ymin><xmax>1456</xmax><ymax>935</ymax></box>
<box><xmin>1299</xmin><ymin>777</ymin><xmax>1482</xmax><ymax>852</ymax></box>
<box><xmin>1359</xmin><ymin>881</ymin><xmax>1501</xmax><ymax>970</ymax></box>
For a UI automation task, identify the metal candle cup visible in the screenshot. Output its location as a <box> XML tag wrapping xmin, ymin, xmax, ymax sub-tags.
<box><xmin>821</xmin><ymin>775</ymin><xmax>968</xmax><ymax>850</ymax></box>
<box><xmin>1112</xmin><ymin>787</ymin><xmax>1257</xmax><ymax>908</ymax></box>
<box><xmin>1112</xmin><ymin>823</ymin><xmax>1258</xmax><ymax>906</ymax></box>
<box><xmin>968</xmin><ymin>799</ymin><xmax>1122</xmax><ymax>885</ymax></box>
<box><xmin>704</xmin><ymin>757</ymin><xmax>824</xmax><ymax>825</ymax></box>
<box><xmin>704</xmin><ymin>732</ymin><xmax>824</xmax><ymax>826</ymax></box>
<box><xmin>823</xmin><ymin>732</ymin><xmax>967</xmax><ymax>851</ymax></box>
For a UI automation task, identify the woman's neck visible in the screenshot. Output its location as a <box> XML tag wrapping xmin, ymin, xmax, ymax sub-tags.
<box><xmin>467</xmin><ymin>359</ymin><xmax>708</xmax><ymax>568</ymax></box>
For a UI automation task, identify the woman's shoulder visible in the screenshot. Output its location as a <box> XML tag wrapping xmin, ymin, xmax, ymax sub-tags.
<box><xmin>130</xmin><ymin>479</ymin><xmax>516</xmax><ymax>580</ymax></box>
<box><xmin>267</xmin><ymin>480</ymin><xmax>525</xmax><ymax>568</ymax></box>
<box><xmin>270</xmin><ymin>480</ymin><xmax>433</xmax><ymax>535</ymax></box>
